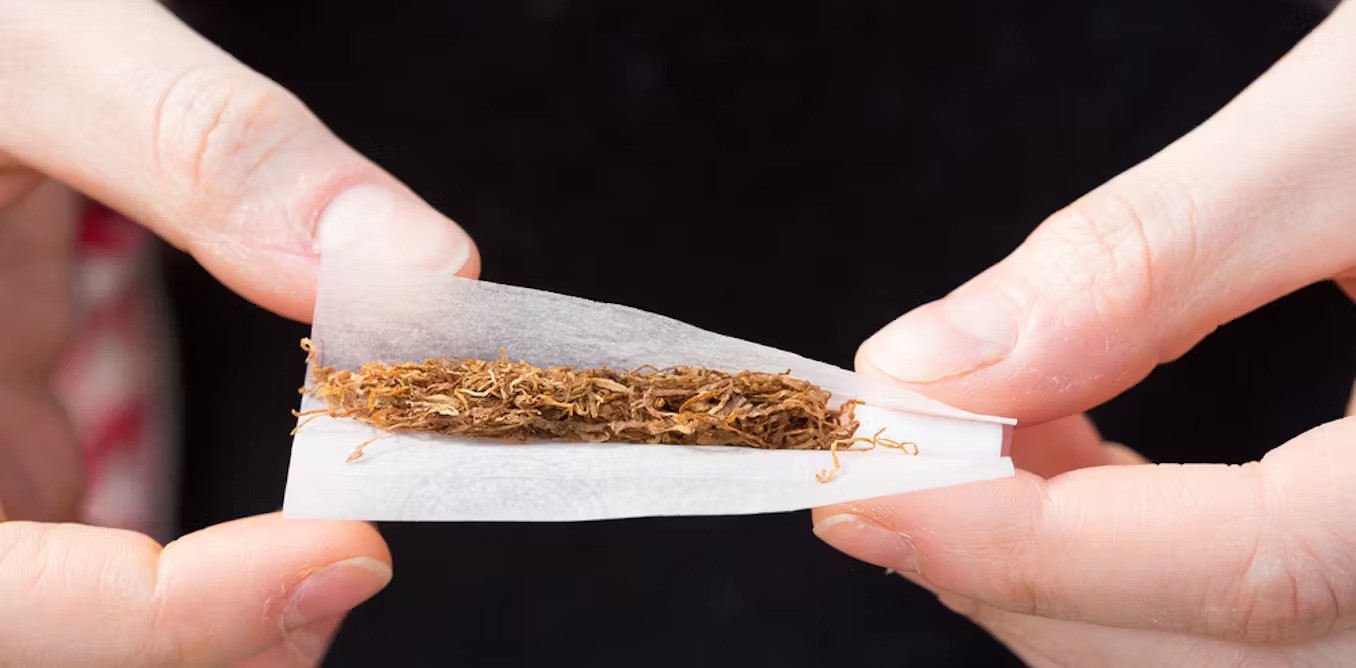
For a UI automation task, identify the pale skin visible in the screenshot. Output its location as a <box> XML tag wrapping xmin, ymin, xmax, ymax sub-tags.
<box><xmin>0</xmin><ymin>0</ymin><xmax>1352</xmax><ymax>666</ymax></box>
<box><xmin>812</xmin><ymin>2</ymin><xmax>1356</xmax><ymax>665</ymax></box>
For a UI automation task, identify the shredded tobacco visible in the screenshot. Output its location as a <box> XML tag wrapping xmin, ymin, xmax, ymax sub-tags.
<box><xmin>296</xmin><ymin>339</ymin><xmax>916</xmax><ymax>481</ymax></box>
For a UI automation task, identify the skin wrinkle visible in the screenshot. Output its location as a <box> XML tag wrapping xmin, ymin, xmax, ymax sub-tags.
<box><xmin>1017</xmin><ymin>199</ymin><xmax>1163</xmax><ymax>400</ymax></box>
<box><xmin>170</xmin><ymin>68</ymin><xmax>274</xmax><ymax>199</ymax></box>
<box><xmin>152</xmin><ymin>64</ymin><xmax>316</xmax><ymax>253</ymax></box>
<box><xmin>235</xmin><ymin>96</ymin><xmax>313</xmax><ymax>192</ymax></box>
<box><xmin>13</xmin><ymin>525</ymin><xmax>52</xmax><ymax>606</ymax></box>
<box><xmin>269</xmin><ymin>565</ymin><xmax>313</xmax><ymax>665</ymax></box>
<box><xmin>277</xmin><ymin>619</ymin><xmax>338</xmax><ymax>667</ymax></box>
<box><xmin>1102</xmin><ymin>191</ymin><xmax>1159</xmax><ymax>333</ymax></box>
<box><xmin>145</xmin><ymin>539</ymin><xmax>185</xmax><ymax>668</ymax></box>
<box><xmin>1150</xmin><ymin>178</ymin><xmax>1210</xmax><ymax>363</ymax></box>
<box><xmin>149</xmin><ymin>67</ymin><xmax>189</xmax><ymax>180</ymax></box>
<box><xmin>1049</xmin><ymin>199</ymin><xmax>1147</xmax><ymax>324</ymax></box>
<box><xmin>1318</xmin><ymin>519</ymin><xmax>1356</xmax><ymax>634</ymax></box>
<box><xmin>1299</xmin><ymin>540</ymin><xmax>1344</xmax><ymax>642</ymax></box>
<box><xmin>1261</xmin><ymin>462</ymin><xmax>1351</xmax><ymax>642</ymax></box>
<box><xmin>148</xmin><ymin>64</ymin><xmax>225</xmax><ymax>251</ymax></box>
<box><xmin>992</xmin><ymin>476</ymin><xmax>1058</xmax><ymax>619</ymax></box>
<box><xmin>275</xmin><ymin>596</ymin><xmax>310</xmax><ymax>663</ymax></box>
<box><xmin>1228</xmin><ymin>462</ymin><xmax>1316</xmax><ymax>645</ymax></box>
<box><xmin>1050</xmin><ymin>480</ymin><xmax>1090</xmax><ymax>614</ymax></box>
<box><xmin>205</xmin><ymin>164</ymin><xmax>381</xmax><ymax>254</ymax></box>
<box><xmin>189</xmin><ymin>86</ymin><xmax>231</xmax><ymax>188</ymax></box>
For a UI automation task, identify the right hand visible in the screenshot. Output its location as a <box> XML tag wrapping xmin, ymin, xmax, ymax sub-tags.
<box><xmin>813</xmin><ymin>2</ymin><xmax>1356</xmax><ymax>664</ymax></box>
<box><xmin>1</xmin><ymin>0</ymin><xmax>480</xmax><ymax>664</ymax></box>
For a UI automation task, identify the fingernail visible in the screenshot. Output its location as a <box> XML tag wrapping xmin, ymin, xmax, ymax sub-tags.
<box><xmin>284</xmin><ymin>556</ymin><xmax>392</xmax><ymax>631</ymax></box>
<box><xmin>813</xmin><ymin>513</ymin><xmax>918</xmax><ymax>574</ymax></box>
<box><xmin>860</xmin><ymin>290</ymin><xmax>1018</xmax><ymax>383</ymax></box>
<box><xmin>317</xmin><ymin>184</ymin><xmax>472</xmax><ymax>272</ymax></box>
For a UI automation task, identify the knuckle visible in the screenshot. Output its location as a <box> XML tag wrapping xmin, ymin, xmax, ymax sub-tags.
<box><xmin>1215</xmin><ymin>466</ymin><xmax>1347</xmax><ymax>644</ymax></box>
<box><xmin>1027</xmin><ymin>182</ymin><xmax>1205</xmax><ymax>361</ymax></box>
<box><xmin>985</xmin><ymin>512</ymin><xmax>1059</xmax><ymax>619</ymax></box>
<box><xmin>1033</xmin><ymin>193</ymin><xmax>1161</xmax><ymax>320</ymax></box>
<box><xmin>153</xmin><ymin>66</ymin><xmax>311</xmax><ymax>208</ymax></box>
<box><xmin>130</xmin><ymin>545</ymin><xmax>188</xmax><ymax>668</ymax></box>
<box><xmin>1226</xmin><ymin>537</ymin><xmax>1344</xmax><ymax>644</ymax></box>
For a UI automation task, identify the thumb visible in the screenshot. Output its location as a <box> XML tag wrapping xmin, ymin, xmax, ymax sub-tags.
<box><xmin>812</xmin><ymin>416</ymin><xmax>1356</xmax><ymax>645</ymax></box>
<box><xmin>858</xmin><ymin>2</ymin><xmax>1356</xmax><ymax>423</ymax></box>
<box><xmin>0</xmin><ymin>0</ymin><xmax>479</xmax><ymax>322</ymax></box>
<box><xmin>0</xmin><ymin>514</ymin><xmax>391</xmax><ymax>666</ymax></box>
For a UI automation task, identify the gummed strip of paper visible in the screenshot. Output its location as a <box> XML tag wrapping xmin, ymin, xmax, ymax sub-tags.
<box><xmin>283</xmin><ymin>252</ymin><xmax>1015</xmax><ymax>522</ymax></box>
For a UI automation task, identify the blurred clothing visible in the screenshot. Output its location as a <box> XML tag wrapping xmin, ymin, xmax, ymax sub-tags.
<box><xmin>55</xmin><ymin>203</ymin><xmax>177</xmax><ymax>540</ymax></box>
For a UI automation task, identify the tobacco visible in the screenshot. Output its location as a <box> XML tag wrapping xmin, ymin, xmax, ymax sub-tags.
<box><xmin>296</xmin><ymin>339</ymin><xmax>916</xmax><ymax>481</ymax></box>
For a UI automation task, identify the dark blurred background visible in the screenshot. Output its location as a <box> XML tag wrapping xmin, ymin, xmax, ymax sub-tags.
<box><xmin>163</xmin><ymin>1</ymin><xmax>1353</xmax><ymax>665</ymax></box>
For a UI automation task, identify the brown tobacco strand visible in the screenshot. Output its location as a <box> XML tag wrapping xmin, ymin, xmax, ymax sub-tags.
<box><xmin>298</xmin><ymin>339</ymin><xmax>862</xmax><ymax>453</ymax></box>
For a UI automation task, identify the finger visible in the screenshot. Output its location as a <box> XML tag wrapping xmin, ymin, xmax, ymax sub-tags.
<box><xmin>0</xmin><ymin>153</ymin><xmax>43</xmax><ymax>209</ymax></box>
<box><xmin>0</xmin><ymin>179</ymin><xmax>76</xmax><ymax>380</ymax></box>
<box><xmin>936</xmin><ymin>593</ymin><xmax>1272</xmax><ymax>668</ymax></box>
<box><xmin>856</xmin><ymin>2</ymin><xmax>1356</xmax><ymax>423</ymax></box>
<box><xmin>874</xmin><ymin>569</ymin><xmax>1256</xmax><ymax>667</ymax></box>
<box><xmin>0</xmin><ymin>513</ymin><xmax>391</xmax><ymax>666</ymax></box>
<box><xmin>0</xmin><ymin>180</ymin><xmax>82</xmax><ymax>522</ymax></box>
<box><xmin>1008</xmin><ymin>413</ymin><xmax>1148</xmax><ymax>479</ymax></box>
<box><xmin>0</xmin><ymin>0</ymin><xmax>479</xmax><ymax>322</ymax></box>
<box><xmin>237</xmin><ymin>617</ymin><xmax>345</xmax><ymax>668</ymax></box>
<box><xmin>0</xmin><ymin>386</ymin><xmax>82</xmax><ymax>522</ymax></box>
<box><xmin>814</xmin><ymin>417</ymin><xmax>1356</xmax><ymax>644</ymax></box>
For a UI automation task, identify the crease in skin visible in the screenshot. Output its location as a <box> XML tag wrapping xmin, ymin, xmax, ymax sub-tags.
<box><xmin>190</xmin><ymin>92</ymin><xmax>232</xmax><ymax>188</ymax></box>
<box><xmin>150</xmin><ymin>69</ymin><xmax>184</xmax><ymax>178</ymax></box>
<box><xmin>148</xmin><ymin>537</ymin><xmax>186</xmax><ymax>668</ymax></box>
<box><xmin>266</xmin><ymin>569</ymin><xmax>300</xmax><ymax>654</ymax></box>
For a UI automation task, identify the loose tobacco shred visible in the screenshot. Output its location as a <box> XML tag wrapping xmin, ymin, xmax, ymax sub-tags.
<box><xmin>296</xmin><ymin>339</ymin><xmax>916</xmax><ymax>481</ymax></box>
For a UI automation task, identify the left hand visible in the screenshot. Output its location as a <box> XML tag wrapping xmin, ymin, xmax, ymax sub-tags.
<box><xmin>812</xmin><ymin>4</ymin><xmax>1356</xmax><ymax>665</ymax></box>
<box><xmin>1</xmin><ymin>1</ymin><xmax>478</xmax><ymax>664</ymax></box>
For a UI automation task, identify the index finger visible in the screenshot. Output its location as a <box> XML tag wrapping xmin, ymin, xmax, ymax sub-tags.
<box><xmin>855</xmin><ymin>1</ymin><xmax>1356</xmax><ymax>424</ymax></box>
<box><xmin>0</xmin><ymin>0</ymin><xmax>478</xmax><ymax>321</ymax></box>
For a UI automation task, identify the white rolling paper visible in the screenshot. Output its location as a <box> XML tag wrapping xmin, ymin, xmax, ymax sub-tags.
<box><xmin>283</xmin><ymin>251</ymin><xmax>1016</xmax><ymax>522</ymax></box>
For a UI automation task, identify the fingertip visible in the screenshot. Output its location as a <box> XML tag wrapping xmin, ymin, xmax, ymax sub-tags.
<box><xmin>812</xmin><ymin>473</ymin><xmax>1050</xmax><ymax>586</ymax></box>
<box><xmin>237</xmin><ymin>615</ymin><xmax>346</xmax><ymax>668</ymax></box>
<box><xmin>856</xmin><ymin>290</ymin><xmax>1019</xmax><ymax>386</ymax></box>
<box><xmin>812</xmin><ymin>511</ymin><xmax>920</xmax><ymax>574</ymax></box>
<box><xmin>1101</xmin><ymin>442</ymin><xmax>1151</xmax><ymax>465</ymax></box>
<box><xmin>315</xmin><ymin>185</ymin><xmax>474</xmax><ymax>277</ymax></box>
<box><xmin>456</xmin><ymin>236</ymin><xmax>483</xmax><ymax>280</ymax></box>
<box><xmin>152</xmin><ymin>514</ymin><xmax>391</xmax><ymax>663</ymax></box>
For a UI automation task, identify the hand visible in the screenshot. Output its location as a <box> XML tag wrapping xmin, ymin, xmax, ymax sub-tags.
<box><xmin>814</xmin><ymin>3</ymin><xmax>1356</xmax><ymax>666</ymax></box>
<box><xmin>1</xmin><ymin>0</ymin><xmax>478</xmax><ymax>664</ymax></box>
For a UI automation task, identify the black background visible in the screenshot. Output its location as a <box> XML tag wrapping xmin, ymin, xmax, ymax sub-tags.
<box><xmin>163</xmin><ymin>1</ymin><xmax>1354</xmax><ymax>666</ymax></box>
